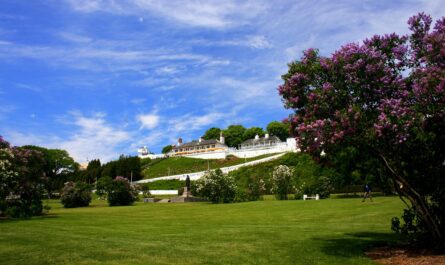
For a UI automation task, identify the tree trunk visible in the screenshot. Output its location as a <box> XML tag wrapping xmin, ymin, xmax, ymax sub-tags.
<box><xmin>378</xmin><ymin>153</ymin><xmax>443</xmax><ymax>244</ymax></box>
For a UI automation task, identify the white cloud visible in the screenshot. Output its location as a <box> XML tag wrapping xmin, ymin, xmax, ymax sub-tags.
<box><xmin>59</xmin><ymin>32</ymin><xmax>92</xmax><ymax>43</ymax></box>
<box><xmin>67</xmin><ymin>0</ymin><xmax>267</xmax><ymax>29</ymax></box>
<box><xmin>130</xmin><ymin>98</ymin><xmax>146</xmax><ymax>105</ymax></box>
<box><xmin>57</xmin><ymin>113</ymin><xmax>131</xmax><ymax>162</ymax></box>
<box><xmin>191</xmin><ymin>35</ymin><xmax>272</xmax><ymax>49</ymax></box>
<box><xmin>156</xmin><ymin>66</ymin><xmax>180</xmax><ymax>75</ymax></box>
<box><xmin>168</xmin><ymin>112</ymin><xmax>226</xmax><ymax>133</ymax></box>
<box><xmin>5</xmin><ymin>113</ymin><xmax>131</xmax><ymax>163</ymax></box>
<box><xmin>137</xmin><ymin>113</ymin><xmax>160</xmax><ymax>130</ymax></box>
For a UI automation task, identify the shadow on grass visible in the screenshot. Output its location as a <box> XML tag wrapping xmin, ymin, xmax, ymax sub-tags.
<box><xmin>314</xmin><ymin>231</ymin><xmax>401</xmax><ymax>258</ymax></box>
<box><xmin>0</xmin><ymin>213</ymin><xmax>60</xmax><ymax>223</ymax></box>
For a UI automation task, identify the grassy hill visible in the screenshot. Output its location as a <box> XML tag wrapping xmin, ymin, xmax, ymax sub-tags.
<box><xmin>0</xmin><ymin>197</ymin><xmax>404</xmax><ymax>264</ymax></box>
<box><xmin>142</xmin><ymin>153</ymin><xmax>277</xmax><ymax>179</ymax></box>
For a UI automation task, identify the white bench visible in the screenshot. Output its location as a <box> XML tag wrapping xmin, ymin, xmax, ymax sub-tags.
<box><xmin>303</xmin><ymin>194</ymin><xmax>319</xmax><ymax>200</ymax></box>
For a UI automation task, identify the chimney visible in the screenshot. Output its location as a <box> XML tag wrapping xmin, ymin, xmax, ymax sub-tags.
<box><xmin>265</xmin><ymin>133</ymin><xmax>269</xmax><ymax>139</ymax></box>
<box><xmin>199</xmin><ymin>137</ymin><xmax>203</xmax><ymax>143</ymax></box>
<box><xmin>220</xmin><ymin>132</ymin><xmax>225</xmax><ymax>144</ymax></box>
<box><xmin>255</xmin><ymin>134</ymin><xmax>259</xmax><ymax>140</ymax></box>
<box><xmin>177</xmin><ymin>138</ymin><xmax>183</xmax><ymax>146</ymax></box>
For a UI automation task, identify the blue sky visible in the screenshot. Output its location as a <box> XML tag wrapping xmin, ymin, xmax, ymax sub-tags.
<box><xmin>1</xmin><ymin>0</ymin><xmax>444</xmax><ymax>163</ymax></box>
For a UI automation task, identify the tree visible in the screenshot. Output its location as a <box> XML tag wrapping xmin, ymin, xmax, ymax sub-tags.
<box><xmin>267</xmin><ymin>121</ymin><xmax>290</xmax><ymax>141</ymax></box>
<box><xmin>272</xmin><ymin>165</ymin><xmax>293</xmax><ymax>200</ymax></box>
<box><xmin>202</xmin><ymin>127</ymin><xmax>221</xmax><ymax>140</ymax></box>
<box><xmin>60</xmin><ymin>182</ymin><xmax>92</xmax><ymax>208</ymax></box>
<box><xmin>96</xmin><ymin>176</ymin><xmax>112</xmax><ymax>200</ymax></box>
<box><xmin>195</xmin><ymin>169</ymin><xmax>237</xmax><ymax>203</ymax></box>
<box><xmin>242</xmin><ymin>127</ymin><xmax>265</xmax><ymax>141</ymax></box>
<box><xmin>278</xmin><ymin>13</ymin><xmax>445</xmax><ymax>246</ymax></box>
<box><xmin>86</xmin><ymin>159</ymin><xmax>101</xmax><ymax>184</ymax></box>
<box><xmin>107</xmin><ymin>176</ymin><xmax>138</xmax><ymax>206</ymax></box>
<box><xmin>223</xmin><ymin>125</ymin><xmax>246</xmax><ymax>147</ymax></box>
<box><xmin>21</xmin><ymin>145</ymin><xmax>79</xmax><ymax>196</ymax></box>
<box><xmin>0</xmin><ymin>137</ymin><xmax>46</xmax><ymax>218</ymax></box>
<box><xmin>101</xmin><ymin>155</ymin><xmax>142</xmax><ymax>181</ymax></box>
<box><xmin>162</xmin><ymin>145</ymin><xmax>173</xmax><ymax>154</ymax></box>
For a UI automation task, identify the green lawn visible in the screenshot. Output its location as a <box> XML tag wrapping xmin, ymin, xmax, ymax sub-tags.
<box><xmin>0</xmin><ymin>197</ymin><xmax>404</xmax><ymax>265</ymax></box>
<box><xmin>143</xmin><ymin>154</ymin><xmax>278</xmax><ymax>179</ymax></box>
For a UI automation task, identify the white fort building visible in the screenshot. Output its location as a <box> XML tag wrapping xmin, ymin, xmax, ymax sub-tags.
<box><xmin>138</xmin><ymin>132</ymin><xmax>298</xmax><ymax>160</ymax></box>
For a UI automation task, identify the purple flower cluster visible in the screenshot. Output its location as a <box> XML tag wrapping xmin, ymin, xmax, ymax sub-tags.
<box><xmin>279</xmin><ymin>12</ymin><xmax>445</xmax><ymax>154</ymax></box>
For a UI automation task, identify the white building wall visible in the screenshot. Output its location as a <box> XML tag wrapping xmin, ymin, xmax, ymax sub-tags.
<box><xmin>138</xmin><ymin>138</ymin><xmax>298</xmax><ymax>160</ymax></box>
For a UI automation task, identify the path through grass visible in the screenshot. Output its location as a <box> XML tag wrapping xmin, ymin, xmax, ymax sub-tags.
<box><xmin>0</xmin><ymin>197</ymin><xmax>404</xmax><ymax>264</ymax></box>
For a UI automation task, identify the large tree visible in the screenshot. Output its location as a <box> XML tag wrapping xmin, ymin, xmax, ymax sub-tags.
<box><xmin>243</xmin><ymin>127</ymin><xmax>265</xmax><ymax>141</ymax></box>
<box><xmin>266</xmin><ymin>121</ymin><xmax>290</xmax><ymax>141</ymax></box>
<box><xmin>279</xmin><ymin>13</ymin><xmax>445</xmax><ymax>245</ymax></box>
<box><xmin>223</xmin><ymin>125</ymin><xmax>246</xmax><ymax>147</ymax></box>
<box><xmin>21</xmin><ymin>145</ymin><xmax>79</xmax><ymax>196</ymax></box>
<box><xmin>86</xmin><ymin>159</ymin><xmax>101</xmax><ymax>183</ymax></box>
<box><xmin>202</xmin><ymin>127</ymin><xmax>221</xmax><ymax>140</ymax></box>
<box><xmin>1</xmin><ymin>137</ymin><xmax>46</xmax><ymax>217</ymax></box>
<box><xmin>161</xmin><ymin>145</ymin><xmax>173</xmax><ymax>154</ymax></box>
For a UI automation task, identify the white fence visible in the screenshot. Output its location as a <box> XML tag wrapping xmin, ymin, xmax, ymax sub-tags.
<box><xmin>147</xmin><ymin>190</ymin><xmax>178</xmax><ymax>195</ymax></box>
<box><xmin>134</xmin><ymin>152</ymin><xmax>287</xmax><ymax>184</ymax></box>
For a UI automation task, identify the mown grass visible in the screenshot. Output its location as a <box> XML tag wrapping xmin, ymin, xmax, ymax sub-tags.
<box><xmin>0</xmin><ymin>197</ymin><xmax>404</xmax><ymax>265</ymax></box>
<box><xmin>142</xmin><ymin>154</ymin><xmax>277</xmax><ymax>179</ymax></box>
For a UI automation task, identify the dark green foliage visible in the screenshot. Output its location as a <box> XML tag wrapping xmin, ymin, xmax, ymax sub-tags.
<box><xmin>95</xmin><ymin>176</ymin><xmax>112</xmax><ymax>200</ymax></box>
<box><xmin>21</xmin><ymin>145</ymin><xmax>79</xmax><ymax>196</ymax></box>
<box><xmin>101</xmin><ymin>155</ymin><xmax>142</xmax><ymax>181</ymax></box>
<box><xmin>229</xmin><ymin>152</ymin><xmax>337</xmax><ymax>201</ymax></box>
<box><xmin>107</xmin><ymin>177</ymin><xmax>138</xmax><ymax>206</ymax></box>
<box><xmin>242</xmin><ymin>127</ymin><xmax>265</xmax><ymax>141</ymax></box>
<box><xmin>148</xmin><ymin>179</ymin><xmax>185</xmax><ymax>190</ymax></box>
<box><xmin>140</xmin><ymin>157</ymin><xmax>152</xmax><ymax>169</ymax></box>
<box><xmin>292</xmin><ymin>153</ymin><xmax>335</xmax><ymax>199</ymax></box>
<box><xmin>60</xmin><ymin>182</ymin><xmax>92</xmax><ymax>208</ymax></box>
<box><xmin>392</xmin><ymin>208</ymin><xmax>429</xmax><ymax>246</ymax></box>
<box><xmin>266</xmin><ymin>121</ymin><xmax>290</xmax><ymax>141</ymax></box>
<box><xmin>137</xmin><ymin>183</ymin><xmax>151</xmax><ymax>198</ymax></box>
<box><xmin>85</xmin><ymin>159</ymin><xmax>101</xmax><ymax>184</ymax></box>
<box><xmin>202</xmin><ymin>127</ymin><xmax>221</xmax><ymax>140</ymax></box>
<box><xmin>161</xmin><ymin>145</ymin><xmax>173</xmax><ymax>154</ymax></box>
<box><xmin>223</xmin><ymin>125</ymin><xmax>246</xmax><ymax>147</ymax></box>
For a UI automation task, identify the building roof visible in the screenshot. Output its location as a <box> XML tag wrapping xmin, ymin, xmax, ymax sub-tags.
<box><xmin>173</xmin><ymin>139</ymin><xmax>223</xmax><ymax>149</ymax></box>
<box><xmin>240</xmin><ymin>135</ymin><xmax>281</xmax><ymax>145</ymax></box>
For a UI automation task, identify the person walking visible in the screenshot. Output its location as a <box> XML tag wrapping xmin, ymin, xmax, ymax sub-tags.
<box><xmin>362</xmin><ymin>183</ymin><xmax>373</xmax><ymax>202</ymax></box>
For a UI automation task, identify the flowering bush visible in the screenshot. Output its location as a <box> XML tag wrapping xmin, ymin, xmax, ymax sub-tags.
<box><xmin>0</xmin><ymin>136</ymin><xmax>45</xmax><ymax>218</ymax></box>
<box><xmin>272</xmin><ymin>165</ymin><xmax>294</xmax><ymax>200</ymax></box>
<box><xmin>279</xmin><ymin>13</ymin><xmax>445</xmax><ymax>246</ymax></box>
<box><xmin>107</xmin><ymin>176</ymin><xmax>138</xmax><ymax>206</ymax></box>
<box><xmin>195</xmin><ymin>169</ymin><xmax>236</xmax><ymax>203</ymax></box>
<box><xmin>60</xmin><ymin>181</ymin><xmax>92</xmax><ymax>208</ymax></box>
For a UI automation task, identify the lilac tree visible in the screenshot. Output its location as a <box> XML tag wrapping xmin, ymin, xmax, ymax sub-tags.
<box><xmin>0</xmin><ymin>136</ymin><xmax>46</xmax><ymax>217</ymax></box>
<box><xmin>279</xmin><ymin>13</ymin><xmax>445</xmax><ymax>245</ymax></box>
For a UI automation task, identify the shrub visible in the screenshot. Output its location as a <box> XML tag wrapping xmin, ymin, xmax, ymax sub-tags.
<box><xmin>107</xmin><ymin>176</ymin><xmax>138</xmax><ymax>206</ymax></box>
<box><xmin>1</xmin><ymin>138</ymin><xmax>46</xmax><ymax>218</ymax></box>
<box><xmin>195</xmin><ymin>169</ymin><xmax>236</xmax><ymax>203</ymax></box>
<box><xmin>61</xmin><ymin>182</ymin><xmax>92</xmax><ymax>208</ymax></box>
<box><xmin>138</xmin><ymin>183</ymin><xmax>151</xmax><ymax>198</ymax></box>
<box><xmin>272</xmin><ymin>165</ymin><xmax>294</xmax><ymax>200</ymax></box>
<box><xmin>95</xmin><ymin>176</ymin><xmax>112</xmax><ymax>200</ymax></box>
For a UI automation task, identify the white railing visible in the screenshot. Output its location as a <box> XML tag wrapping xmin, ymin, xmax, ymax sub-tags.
<box><xmin>134</xmin><ymin>152</ymin><xmax>287</xmax><ymax>184</ymax></box>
